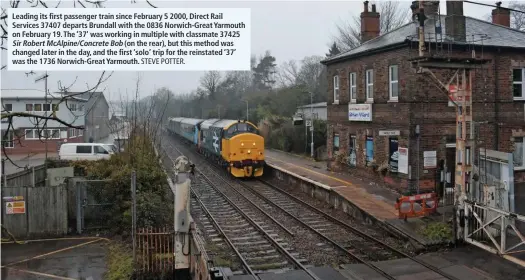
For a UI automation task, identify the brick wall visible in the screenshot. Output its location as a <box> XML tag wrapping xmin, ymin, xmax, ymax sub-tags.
<box><xmin>325</xmin><ymin>45</ymin><xmax>525</xmax><ymax>193</ymax></box>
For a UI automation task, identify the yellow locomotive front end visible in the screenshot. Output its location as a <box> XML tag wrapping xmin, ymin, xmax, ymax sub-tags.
<box><xmin>221</xmin><ymin>121</ymin><xmax>265</xmax><ymax>178</ymax></box>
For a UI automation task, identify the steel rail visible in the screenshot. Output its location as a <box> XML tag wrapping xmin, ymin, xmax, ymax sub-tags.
<box><xmin>257</xmin><ymin>178</ymin><xmax>461</xmax><ymax>280</ymax></box>
<box><xmin>162</xmin><ymin>147</ymin><xmax>256</xmax><ymax>277</ymax></box>
<box><xmin>163</xmin><ymin>139</ymin><xmax>320</xmax><ymax>280</ymax></box>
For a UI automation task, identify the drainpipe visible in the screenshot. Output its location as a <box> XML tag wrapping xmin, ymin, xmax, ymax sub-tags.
<box><xmin>494</xmin><ymin>48</ymin><xmax>500</xmax><ymax>150</ymax></box>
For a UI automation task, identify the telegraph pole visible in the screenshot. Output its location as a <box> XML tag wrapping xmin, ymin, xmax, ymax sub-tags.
<box><xmin>35</xmin><ymin>71</ymin><xmax>49</xmax><ymax>172</ymax></box>
<box><xmin>310</xmin><ymin>91</ymin><xmax>314</xmax><ymax>158</ymax></box>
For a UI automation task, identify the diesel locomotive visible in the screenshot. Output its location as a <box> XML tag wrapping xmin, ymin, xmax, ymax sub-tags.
<box><xmin>167</xmin><ymin>117</ymin><xmax>265</xmax><ymax>178</ymax></box>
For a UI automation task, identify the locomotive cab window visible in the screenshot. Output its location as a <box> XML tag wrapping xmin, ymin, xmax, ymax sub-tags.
<box><xmin>225</xmin><ymin>123</ymin><xmax>258</xmax><ymax>139</ymax></box>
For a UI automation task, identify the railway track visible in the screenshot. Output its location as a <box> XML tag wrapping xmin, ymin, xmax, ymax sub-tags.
<box><xmin>163</xmin><ymin>133</ymin><xmax>459</xmax><ymax>280</ymax></box>
<box><xmin>161</xmin><ymin>138</ymin><xmax>321</xmax><ymax>279</ymax></box>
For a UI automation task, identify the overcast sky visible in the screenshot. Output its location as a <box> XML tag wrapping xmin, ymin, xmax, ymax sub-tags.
<box><xmin>1</xmin><ymin>0</ymin><xmax>498</xmax><ymax>101</ymax></box>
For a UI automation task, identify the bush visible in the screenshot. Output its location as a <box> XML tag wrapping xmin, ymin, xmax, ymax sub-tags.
<box><xmin>54</xmin><ymin>135</ymin><xmax>173</xmax><ymax>234</ymax></box>
<box><xmin>419</xmin><ymin>221</ymin><xmax>453</xmax><ymax>242</ymax></box>
<box><xmin>105</xmin><ymin>242</ymin><xmax>133</xmax><ymax>280</ymax></box>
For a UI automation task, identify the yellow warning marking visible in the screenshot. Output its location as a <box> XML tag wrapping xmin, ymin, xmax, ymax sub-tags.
<box><xmin>1</xmin><ymin>238</ymin><xmax>108</xmax><ymax>268</ymax></box>
<box><xmin>1</xmin><ymin>236</ymin><xmax>110</xmax><ymax>245</ymax></box>
<box><xmin>267</xmin><ymin>156</ymin><xmax>354</xmax><ymax>187</ymax></box>
<box><xmin>3</xmin><ymin>267</ymin><xmax>76</xmax><ymax>280</ymax></box>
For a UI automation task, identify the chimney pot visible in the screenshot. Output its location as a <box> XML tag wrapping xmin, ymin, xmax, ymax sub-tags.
<box><xmin>492</xmin><ymin>5</ymin><xmax>510</xmax><ymax>27</ymax></box>
<box><xmin>360</xmin><ymin>1</ymin><xmax>380</xmax><ymax>43</ymax></box>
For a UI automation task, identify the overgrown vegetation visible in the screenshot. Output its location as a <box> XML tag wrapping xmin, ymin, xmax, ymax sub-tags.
<box><xmin>419</xmin><ymin>221</ymin><xmax>453</xmax><ymax>243</ymax></box>
<box><xmin>51</xmin><ymin>133</ymin><xmax>172</xmax><ymax>234</ymax></box>
<box><xmin>105</xmin><ymin>242</ymin><xmax>134</xmax><ymax>280</ymax></box>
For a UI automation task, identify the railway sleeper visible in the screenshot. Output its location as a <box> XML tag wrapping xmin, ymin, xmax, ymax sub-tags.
<box><xmin>230</xmin><ymin>235</ymin><xmax>263</xmax><ymax>242</ymax></box>
<box><xmin>235</xmin><ymin>244</ymin><xmax>273</xmax><ymax>252</ymax></box>
<box><xmin>223</xmin><ymin>228</ymin><xmax>255</xmax><ymax>233</ymax></box>
<box><xmin>250</xmin><ymin>261</ymin><xmax>290</xmax><ymax>271</ymax></box>
<box><xmin>244</xmin><ymin>254</ymin><xmax>284</xmax><ymax>262</ymax></box>
<box><xmin>220</xmin><ymin>223</ymin><xmax>250</xmax><ymax>228</ymax></box>
<box><xmin>233</xmin><ymin>240</ymin><xmax>269</xmax><ymax>247</ymax></box>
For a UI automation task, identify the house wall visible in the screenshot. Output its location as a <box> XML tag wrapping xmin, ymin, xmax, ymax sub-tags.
<box><xmin>325</xmin><ymin>45</ymin><xmax>525</xmax><ymax>193</ymax></box>
<box><xmin>84</xmin><ymin>95</ymin><xmax>110</xmax><ymax>142</ymax></box>
<box><xmin>1</xmin><ymin>98</ymin><xmax>85</xmax><ymax>130</ymax></box>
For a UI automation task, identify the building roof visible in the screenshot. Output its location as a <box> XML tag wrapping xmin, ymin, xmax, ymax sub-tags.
<box><xmin>322</xmin><ymin>15</ymin><xmax>525</xmax><ymax>64</ymax></box>
<box><xmin>297</xmin><ymin>102</ymin><xmax>327</xmax><ymax>109</ymax></box>
<box><xmin>1</xmin><ymin>89</ymin><xmax>88</xmax><ymax>101</ymax></box>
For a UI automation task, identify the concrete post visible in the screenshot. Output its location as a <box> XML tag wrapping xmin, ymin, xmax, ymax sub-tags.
<box><xmin>173</xmin><ymin>156</ymin><xmax>192</xmax><ymax>270</ymax></box>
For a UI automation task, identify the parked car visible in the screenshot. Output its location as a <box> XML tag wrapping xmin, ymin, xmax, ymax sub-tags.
<box><xmin>58</xmin><ymin>143</ymin><xmax>117</xmax><ymax>161</ymax></box>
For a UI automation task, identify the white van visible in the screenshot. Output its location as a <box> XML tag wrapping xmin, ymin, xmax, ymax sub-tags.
<box><xmin>58</xmin><ymin>143</ymin><xmax>118</xmax><ymax>161</ymax></box>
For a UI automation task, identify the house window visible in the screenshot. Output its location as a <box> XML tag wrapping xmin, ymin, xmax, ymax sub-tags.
<box><xmin>333</xmin><ymin>133</ymin><xmax>340</xmax><ymax>152</ymax></box>
<box><xmin>366</xmin><ymin>69</ymin><xmax>374</xmax><ymax>101</ymax></box>
<box><xmin>366</xmin><ymin>136</ymin><xmax>374</xmax><ymax>164</ymax></box>
<box><xmin>2</xmin><ymin>103</ymin><xmax>12</xmax><ymax>112</ymax></box>
<box><xmin>68</xmin><ymin>103</ymin><xmax>77</xmax><ymax>111</ymax></box>
<box><xmin>348</xmin><ymin>134</ymin><xmax>356</xmax><ymax>167</ymax></box>
<box><xmin>514</xmin><ymin>137</ymin><xmax>524</xmax><ymax>169</ymax></box>
<box><xmin>513</xmin><ymin>68</ymin><xmax>524</xmax><ymax>100</ymax></box>
<box><xmin>389</xmin><ymin>65</ymin><xmax>399</xmax><ymax>101</ymax></box>
<box><xmin>26</xmin><ymin>104</ymin><xmax>33</xmax><ymax>111</ymax></box>
<box><xmin>3</xmin><ymin>130</ymin><xmax>14</xmax><ymax>148</ymax></box>
<box><xmin>69</xmin><ymin>128</ymin><xmax>77</xmax><ymax>138</ymax></box>
<box><xmin>52</xmin><ymin>104</ymin><xmax>59</xmax><ymax>111</ymax></box>
<box><xmin>78</xmin><ymin>105</ymin><xmax>84</xmax><ymax>112</ymax></box>
<box><xmin>25</xmin><ymin>129</ymin><xmax>36</xmax><ymax>140</ymax></box>
<box><xmin>349</xmin><ymin>72</ymin><xmax>357</xmax><ymax>102</ymax></box>
<box><xmin>77</xmin><ymin>128</ymin><xmax>83</xmax><ymax>136</ymax></box>
<box><xmin>43</xmin><ymin>103</ymin><xmax>51</xmax><ymax>111</ymax></box>
<box><xmin>333</xmin><ymin>75</ymin><xmax>340</xmax><ymax>103</ymax></box>
<box><xmin>34</xmin><ymin>104</ymin><xmax>43</xmax><ymax>111</ymax></box>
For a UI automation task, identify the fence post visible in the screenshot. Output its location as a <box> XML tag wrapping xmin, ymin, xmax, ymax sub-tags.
<box><xmin>32</xmin><ymin>166</ymin><xmax>35</xmax><ymax>187</ymax></box>
<box><xmin>131</xmin><ymin>170</ymin><xmax>137</xmax><ymax>265</ymax></box>
<box><xmin>76</xmin><ymin>181</ymin><xmax>82</xmax><ymax>234</ymax></box>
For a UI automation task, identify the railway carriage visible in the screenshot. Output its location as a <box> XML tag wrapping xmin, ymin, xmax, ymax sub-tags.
<box><xmin>167</xmin><ymin>117</ymin><xmax>265</xmax><ymax>178</ymax></box>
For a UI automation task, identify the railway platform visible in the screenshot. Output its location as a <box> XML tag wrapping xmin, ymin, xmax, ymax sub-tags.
<box><xmin>264</xmin><ymin>149</ymin><xmax>451</xmax><ymax>246</ymax></box>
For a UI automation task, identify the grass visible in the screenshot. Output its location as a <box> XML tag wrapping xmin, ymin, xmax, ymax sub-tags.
<box><xmin>418</xmin><ymin>221</ymin><xmax>453</xmax><ymax>242</ymax></box>
<box><xmin>105</xmin><ymin>242</ymin><xmax>134</xmax><ymax>280</ymax></box>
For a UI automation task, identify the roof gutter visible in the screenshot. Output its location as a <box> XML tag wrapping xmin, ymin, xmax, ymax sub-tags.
<box><xmin>321</xmin><ymin>41</ymin><xmax>408</xmax><ymax>65</ymax></box>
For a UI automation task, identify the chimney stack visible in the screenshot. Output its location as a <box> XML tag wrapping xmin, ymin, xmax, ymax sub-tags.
<box><xmin>360</xmin><ymin>1</ymin><xmax>380</xmax><ymax>43</ymax></box>
<box><xmin>425</xmin><ymin>0</ymin><xmax>440</xmax><ymax>18</ymax></box>
<box><xmin>445</xmin><ymin>0</ymin><xmax>466</xmax><ymax>42</ymax></box>
<box><xmin>492</xmin><ymin>2</ymin><xmax>510</xmax><ymax>27</ymax></box>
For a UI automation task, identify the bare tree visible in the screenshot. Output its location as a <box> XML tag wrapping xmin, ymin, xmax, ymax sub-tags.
<box><xmin>0</xmin><ymin>0</ymin><xmax>132</xmax><ymax>168</ymax></box>
<box><xmin>510</xmin><ymin>1</ymin><xmax>525</xmax><ymax>31</ymax></box>
<box><xmin>199</xmin><ymin>71</ymin><xmax>222</xmax><ymax>100</ymax></box>
<box><xmin>333</xmin><ymin>1</ymin><xmax>411</xmax><ymax>51</ymax></box>
<box><xmin>297</xmin><ymin>55</ymin><xmax>325</xmax><ymax>94</ymax></box>
<box><xmin>276</xmin><ymin>60</ymin><xmax>300</xmax><ymax>87</ymax></box>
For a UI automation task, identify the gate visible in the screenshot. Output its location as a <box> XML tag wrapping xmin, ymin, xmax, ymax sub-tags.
<box><xmin>135</xmin><ymin>227</ymin><xmax>175</xmax><ymax>278</ymax></box>
<box><xmin>464</xmin><ymin>202</ymin><xmax>525</xmax><ymax>267</ymax></box>
<box><xmin>75</xmin><ymin>179</ymin><xmax>113</xmax><ymax>234</ymax></box>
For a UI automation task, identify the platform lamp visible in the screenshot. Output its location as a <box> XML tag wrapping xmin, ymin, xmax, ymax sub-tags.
<box><xmin>415</xmin><ymin>124</ymin><xmax>420</xmax><ymax>194</ymax></box>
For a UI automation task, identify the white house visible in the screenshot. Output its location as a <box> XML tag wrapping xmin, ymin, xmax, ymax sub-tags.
<box><xmin>1</xmin><ymin>89</ymin><xmax>87</xmax><ymax>155</ymax></box>
<box><xmin>295</xmin><ymin>102</ymin><xmax>327</xmax><ymax>121</ymax></box>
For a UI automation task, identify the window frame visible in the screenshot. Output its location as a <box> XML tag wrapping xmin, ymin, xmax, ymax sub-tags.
<box><xmin>513</xmin><ymin>68</ymin><xmax>525</xmax><ymax>101</ymax></box>
<box><xmin>514</xmin><ymin>137</ymin><xmax>525</xmax><ymax>170</ymax></box>
<box><xmin>365</xmin><ymin>69</ymin><xmax>374</xmax><ymax>102</ymax></box>
<box><xmin>43</xmin><ymin>103</ymin><xmax>51</xmax><ymax>112</ymax></box>
<box><xmin>25</xmin><ymin>129</ymin><xmax>36</xmax><ymax>140</ymax></box>
<box><xmin>26</xmin><ymin>104</ymin><xmax>33</xmax><ymax>111</ymax></box>
<box><xmin>69</xmin><ymin>128</ymin><xmax>78</xmax><ymax>138</ymax></box>
<box><xmin>389</xmin><ymin>65</ymin><xmax>399</xmax><ymax>101</ymax></box>
<box><xmin>333</xmin><ymin>133</ymin><xmax>340</xmax><ymax>152</ymax></box>
<box><xmin>3</xmin><ymin>130</ymin><xmax>14</xmax><ymax>148</ymax></box>
<box><xmin>2</xmin><ymin>103</ymin><xmax>12</xmax><ymax>112</ymax></box>
<box><xmin>333</xmin><ymin>75</ymin><xmax>340</xmax><ymax>104</ymax></box>
<box><xmin>349</xmin><ymin>72</ymin><xmax>357</xmax><ymax>103</ymax></box>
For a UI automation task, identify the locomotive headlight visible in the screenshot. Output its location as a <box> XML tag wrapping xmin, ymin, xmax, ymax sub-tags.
<box><xmin>248</xmin><ymin>150</ymin><xmax>251</xmax><ymax>154</ymax></box>
<box><xmin>253</xmin><ymin>142</ymin><xmax>255</xmax><ymax>146</ymax></box>
<box><xmin>241</xmin><ymin>143</ymin><xmax>244</xmax><ymax>146</ymax></box>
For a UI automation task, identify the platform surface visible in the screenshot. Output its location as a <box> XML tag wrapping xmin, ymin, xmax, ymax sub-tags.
<box><xmin>265</xmin><ymin>149</ymin><xmax>399</xmax><ymax>221</ymax></box>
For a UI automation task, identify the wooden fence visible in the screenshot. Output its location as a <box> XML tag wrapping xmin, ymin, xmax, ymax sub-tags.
<box><xmin>1</xmin><ymin>184</ymin><xmax>68</xmax><ymax>238</ymax></box>
<box><xmin>2</xmin><ymin>164</ymin><xmax>47</xmax><ymax>188</ymax></box>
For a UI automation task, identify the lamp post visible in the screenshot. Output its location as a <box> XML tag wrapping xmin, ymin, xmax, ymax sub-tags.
<box><xmin>415</xmin><ymin>124</ymin><xmax>420</xmax><ymax>194</ymax></box>
<box><xmin>303</xmin><ymin>90</ymin><xmax>315</xmax><ymax>158</ymax></box>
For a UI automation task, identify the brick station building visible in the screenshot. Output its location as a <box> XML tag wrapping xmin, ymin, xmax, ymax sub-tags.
<box><xmin>321</xmin><ymin>1</ymin><xmax>525</xmax><ymax>194</ymax></box>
